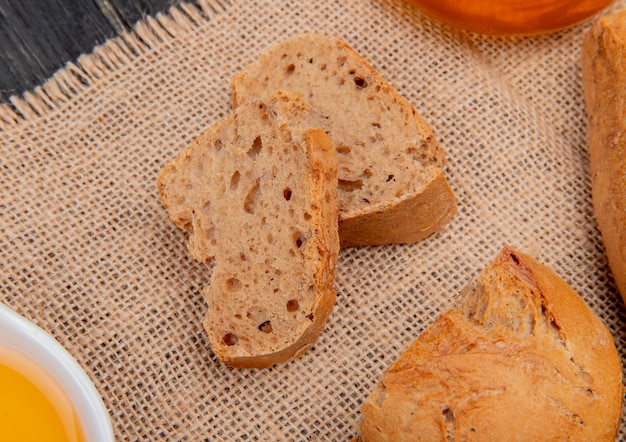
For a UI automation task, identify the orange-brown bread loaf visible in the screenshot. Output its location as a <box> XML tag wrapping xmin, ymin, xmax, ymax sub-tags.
<box><xmin>359</xmin><ymin>247</ymin><xmax>623</xmax><ymax>441</ymax></box>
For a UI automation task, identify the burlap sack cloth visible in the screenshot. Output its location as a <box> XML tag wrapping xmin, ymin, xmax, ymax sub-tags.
<box><xmin>1</xmin><ymin>0</ymin><xmax>625</xmax><ymax>439</ymax></box>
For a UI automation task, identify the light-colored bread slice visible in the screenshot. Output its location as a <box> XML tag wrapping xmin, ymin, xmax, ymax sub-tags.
<box><xmin>582</xmin><ymin>11</ymin><xmax>626</xmax><ymax>301</ymax></box>
<box><xmin>359</xmin><ymin>246</ymin><xmax>623</xmax><ymax>441</ymax></box>
<box><xmin>231</xmin><ymin>33</ymin><xmax>457</xmax><ymax>248</ymax></box>
<box><xmin>157</xmin><ymin>91</ymin><xmax>339</xmax><ymax>368</ymax></box>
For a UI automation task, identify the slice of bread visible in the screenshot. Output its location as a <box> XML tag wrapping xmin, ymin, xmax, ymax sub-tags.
<box><xmin>359</xmin><ymin>247</ymin><xmax>623</xmax><ymax>441</ymax></box>
<box><xmin>157</xmin><ymin>91</ymin><xmax>339</xmax><ymax>368</ymax></box>
<box><xmin>231</xmin><ymin>33</ymin><xmax>457</xmax><ymax>248</ymax></box>
<box><xmin>582</xmin><ymin>11</ymin><xmax>626</xmax><ymax>301</ymax></box>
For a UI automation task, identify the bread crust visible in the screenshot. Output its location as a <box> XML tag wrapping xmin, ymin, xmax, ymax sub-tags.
<box><xmin>338</xmin><ymin>169</ymin><xmax>456</xmax><ymax>248</ymax></box>
<box><xmin>232</xmin><ymin>33</ymin><xmax>457</xmax><ymax>248</ymax></box>
<box><xmin>360</xmin><ymin>247</ymin><xmax>623</xmax><ymax>441</ymax></box>
<box><xmin>582</xmin><ymin>10</ymin><xmax>626</xmax><ymax>301</ymax></box>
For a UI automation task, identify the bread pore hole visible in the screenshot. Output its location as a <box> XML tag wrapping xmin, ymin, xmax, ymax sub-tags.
<box><xmin>336</xmin><ymin>144</ymin><xmax>351</xmax><ymax>154</ymax></box>
<box><xmin>442</xmin><ymin>407</ymin><xmax>455</xmax><ymax>423</ymax></box>
<box><xmin>226</xmin><ymin>278</ymin><xmax>242</xmax><ymax>291</ymax></box>
<box><xmin>230</xmin><ymin>170</ymin><xmax>241</xmax><ymax>190</ymax></box>
<box><xmin>339</xmin><ymin>179</ymin><xmax>363</xmax><ymax>192</ymax></box>
<box><xmin>292</xmin><ymin>231</ymin><xmax>305</xmax><ymax>248</ymax></box>
<box><xmin>247</xmin><ymin>307</ymin><xmax>267</xmax><ymax>321</ymax></box>
<box><xmin>201</xmin><ymin>199</ymin><xmax>211</xmax><ymax>214</ymax></box>
<box><xmin>244</xmin><ymin>182</ymin><xmax>260</xmax><ymax>214</ymax></box>
<box><xmin>248</xmin><ymin>135</ymin><xmax>263</xmax><ymax>157</ymax></box>
<box><xmin>354</xmin><ymin>76</ymin><xmax>368</xmax><ymax>88</ymax></box>
<box><xmin>283</xmin><ymin>188</ymin><xmax>292</xmax><ymax>200</ymax></box>
<box><xmin>286</xmin><ymin>63</ymin><xmax>295</xmax><ymax>74</ymax></box>
<box><xmin>286</xmin><ymin>299</ymin><xmax>299</xmax><ymax>312</ymax></box>
<box><xmin>258</xmin><ymin>320</ymin><xmax>273</xmax><ymax>333</ymax></box>
<box><xmin>223</xmin><ymin>333</ymin><xmax>238</xmax><ymax>346</ymax></box>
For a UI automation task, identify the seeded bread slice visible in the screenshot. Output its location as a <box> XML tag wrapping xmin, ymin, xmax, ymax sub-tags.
<box><xmin>157</xmin><ymin>92</ymin><xmax>339</xmax><ymax>368</ymax></box>
<box><xmin>231</xmin><ymin>33</ymin><xmax>457</xmax><ymax>248</ymax></box>
<box><xmin>359</xmin><ymin>247</ymin><xmax>623</xmax><ymax>441</ymax></box>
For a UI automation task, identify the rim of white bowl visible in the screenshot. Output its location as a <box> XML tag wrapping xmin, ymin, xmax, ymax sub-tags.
<box><xmin>0</xmin><ymin>303</ymin><xmax>114</xmax><ymax>441</ymax></box>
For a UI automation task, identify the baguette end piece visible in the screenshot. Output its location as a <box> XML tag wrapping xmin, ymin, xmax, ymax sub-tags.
<box><xmin>359</xmin><ymin>246</ymin><xmax>623</xmax><ymax>441</ymax></box>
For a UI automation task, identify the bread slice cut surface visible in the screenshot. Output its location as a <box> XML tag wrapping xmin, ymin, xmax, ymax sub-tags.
<box><xmin>232</xmin><ymin>33</ymin><xmax>457</xmax><ymax>248</ymax></box>
<box><xmin>157</xmin><ymin>91</ymin><xmax>339</xmax><ymax>368</ymax></box>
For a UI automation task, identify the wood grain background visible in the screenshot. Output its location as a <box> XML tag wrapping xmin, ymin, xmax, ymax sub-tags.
<box><xmin>0</xmin><ymin>0</ymin><xmax>177</xmax><ymax>102</ymax></box>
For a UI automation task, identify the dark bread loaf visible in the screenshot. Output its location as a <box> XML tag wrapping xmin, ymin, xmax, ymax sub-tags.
<box><xmin>232</xmin><ymin>33</ymin><xmax>457</xmax><ymax>248</ymax></box>
<box><xmin>582</xmin><ymin>10</ymin><xmax>626</xmax><ymax>301</ymax></box>
<box><xmin>359</xmin><ymin>247</ymin><xmax>623</xmax><ymax>441</ymax></box>
<box><xmin>157</xmin><ymin>91</ymin><xmax>339</xmax><ymax>368</ymax></box>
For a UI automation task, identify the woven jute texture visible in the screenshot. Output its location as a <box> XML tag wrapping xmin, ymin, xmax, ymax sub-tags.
<box><xmin>1</xmin><ymin>0</ymin><xmax>626</xmax><ymax>439</ymax></box>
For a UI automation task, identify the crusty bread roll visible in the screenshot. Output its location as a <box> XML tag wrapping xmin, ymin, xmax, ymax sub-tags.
<box><xmin>231</xmin><ymin>33</ymin><xmax>457</xmax><ymax>248</ymax></box>
<box><xmin>157</xmin><ymin>92</ymin><xmax>339</xmax><ymax>368</ymax></box>
<box><xmin>359</xmin><ymin>247</ymin><xmax>623</xmax><ymax>441</ymax></box>
<box><xmin>582</xmin><ymin>10</ymin><xmax>626</xmax><ymax>301</ymax></box>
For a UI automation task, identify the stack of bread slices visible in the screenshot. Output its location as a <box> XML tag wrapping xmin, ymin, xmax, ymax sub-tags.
<box><xmin>157</xmin><ymin>33</ymin><xmax>457</xmax><ymax>369</ymax></box>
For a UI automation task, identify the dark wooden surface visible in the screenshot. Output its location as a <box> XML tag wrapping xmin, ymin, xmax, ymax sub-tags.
<box><xmin>0</xmin><ymin>0</ymin><xmax>179</xmax><ymax>103</ymax></box>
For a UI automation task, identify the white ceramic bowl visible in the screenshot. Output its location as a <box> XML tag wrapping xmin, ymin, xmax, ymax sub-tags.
<box><xmin>0</xmin><ymin>303</ymin><xmax>114</xmax><ymax>441</ymax></box>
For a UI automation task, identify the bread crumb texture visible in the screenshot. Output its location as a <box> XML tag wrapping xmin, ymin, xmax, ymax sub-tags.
<box><xmin>157</xmin><ymin>92</ymin><xmax>339</xmax><ymax>368</ymax></box>
<box><xmin>232</xmin><ymin>33</ymin><xmax>457</xmax><ymax>247</ymax></box>
<box><xmin>360</xmin><ymin>247</ymin><xmax>623</xmax><ymax>441</ymax></box>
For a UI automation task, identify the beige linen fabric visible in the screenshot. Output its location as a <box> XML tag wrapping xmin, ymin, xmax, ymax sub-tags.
<box><xmin>1</xmin><ymin>0</ymin><xmax>625</xmax><ymax>439</ymax></box>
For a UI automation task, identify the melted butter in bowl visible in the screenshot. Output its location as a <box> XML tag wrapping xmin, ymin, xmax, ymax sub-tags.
<box><xmin>0</xmin><ymin>304</ymin><xmax>113</xmax><ymax>442</ymax></box>
<box><xmin>0</xmin><ymin>345</ymin><xmax>85</xmax><ymax>441</ymax></box>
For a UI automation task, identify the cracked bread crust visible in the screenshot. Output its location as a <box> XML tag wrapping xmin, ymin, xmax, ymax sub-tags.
<box><xmin>231</xmin><ymin>33</ymin><xmax>457</xmax><ymax>248</ymax></box>
<box><xmin>359</xmin><ymin>247</ymin><xmax>623</xmax><ymax>441</ymax></box>
<box><xmin>157</xmin><ymin>92</ymin><xmax>339</xmax><ymax>368</ymax></box>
